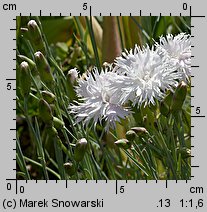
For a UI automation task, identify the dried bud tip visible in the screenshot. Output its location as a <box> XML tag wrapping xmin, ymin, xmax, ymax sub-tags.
<box><xmin>64</xmin><ymin>162</ymin><xmax>75</xmax><ymax>176</ymax></box>
<box><xmin>27</xmin><ymin>20</ymin><xmax>38</xmax><ymax>28</ymax></box>
<box><xmin>20</xmin><ymin>61</ymin><xmax>29</xmax><ymax>69</ymax></box>
<box><xmin>131</xmin><ymin>127</ymin><xmax>148</xmax><ymax>135</ymax></box>
<box><xmin>67</xmin><ymin>68</ymin><xmax>79</xmax><ymax>84</ymax></box>
<box><xmin>115</xmin><ymin>139</ymin><xmax>131</xmax><ymax>150</ymax></box>
<box><xmin>34</xmin><ymin>51</ymin><xmax>43</xmax><ymax>59</ymax></box>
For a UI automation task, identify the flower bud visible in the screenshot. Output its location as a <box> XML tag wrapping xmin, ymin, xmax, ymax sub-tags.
<box><xmin>178</xmin><ymin>147</ymin><xmax>191</xmax><ymax>159</ymax></box>
<box><xmin>27</xmin><ymin>20</ymin><xmax>45</xmax><ymax>53</ymax></box>
<box><xmin>21</xmin><ymin>27</ymin><xmax>28</xmax><ymax>33</ymax></box>
<box><xmin>19</xmin><ymin>61</ymin><xmax>31</xmax><ymax>96</ymax></box>
<box><xmin>125</xmin><ymin>130</ymin><xmax>136</xmax><ymax>141</ymax></box>
<box><xmin>114</xmin><ymin>139</ymin><xmax>131</xmax><ymax>149</ymax></box>
<box><xmin>53</xmin><ymin>117</ymin><xmax>65</xmax><ymax>129</ymax></box>
<box><xmin>18</xmin><ymin>55</ymin><xmax>36</xmax><ymax>69</ymax></box>
<box><xmin>131</xmin><ymin>127</ymin><xmax>148</xmax><ymax>136</ymax></box>
<box><xmin>67</xmin><ymin>68</ymin><xmax>79</xmax><ymax>84</ymax></box>
<box><xmin>171</xmin><ymin>81</ymin><xmax>187</xmax><ymax>113</ymax></box>
<box><xmin>34</xmin><ymin>51</ymin><xmax>54</xmax><ymax>88</ymax></box>
<box><xmin>64</xmin><ymin>162</ymin><xmax>75</xmax><ymax>176</ymax></box>
<box><xmin>41</xmin><ymin>90</ymin><xmax>56</xmax><ymax>104</ymax></box>
<box><xmin>66</xmin><ymin>68</ymin><xmax>78</xmax><ymax>100</ymax></box>
<box><xmin>74</xmin><ymin>138</ymin><xmax>88</xmax><ymax>162</ymax></box>
<box><xmin>160</xmin><ymin>92</ymin><xmax>173</xmax><ymax>117</ymax></box>
<box><xmin>39</xmin><ymin>99</ymin><xmax>53</xmax><ymax>125</ymax></box>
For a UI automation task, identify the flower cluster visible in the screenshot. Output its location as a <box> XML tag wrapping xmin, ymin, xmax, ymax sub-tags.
<box><xmin>69</xmin><ymin>69</ymin><xmax>131</xmax><ymax>131</ymax></box>
<box><xmin>69</xmin><ymin>33</ymin><xmax>191</xmax><ymax>130</ymax></box>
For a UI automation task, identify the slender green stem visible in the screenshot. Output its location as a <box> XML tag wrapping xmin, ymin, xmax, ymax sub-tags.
<box><xmin>24</xmin><ymin>156</ymin><xmax>60</xmax><ymax>179</ymax></box>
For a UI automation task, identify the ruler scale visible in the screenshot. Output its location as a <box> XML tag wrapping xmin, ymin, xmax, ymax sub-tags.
<box><xmin>1</xmin><ymin>0</ymin><xmax>207</xmax><ymax>211</ymax></box>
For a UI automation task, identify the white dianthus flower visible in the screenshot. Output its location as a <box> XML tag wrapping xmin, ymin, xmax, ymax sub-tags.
<box><xmin>113</xmin><ymin>45</ymin><xmax>180</xmax><ymax>107</ymax></box>
<box><xmin>69</xmin><ymin>68</ymin><xmax>130</xmax><ymax>131</ymax></box>
<box><xmin>156</xmin><ymin>33</ymin><xmax>191</xmax><ymax>81</ymax></box>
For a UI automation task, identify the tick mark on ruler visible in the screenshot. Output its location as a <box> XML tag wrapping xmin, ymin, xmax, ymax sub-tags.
<box><xmin>191</xmin><ymin>15</ymin><xmax>205</xmax><ymax>18</ymax></box>
<box><xmin>90</xmin><ymin>6</ymin><xmax>92</xmax><ymax>16</ymax></box>
<box><xmin>115</xmin><ymin>180</ymin><xmax>118</xmax><ymax>194</ymax></box>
